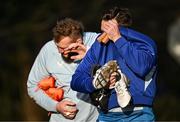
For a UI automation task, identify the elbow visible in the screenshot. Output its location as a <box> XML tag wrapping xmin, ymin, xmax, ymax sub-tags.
<box><xmin>27</xmin><ymin>81</ymin><xmax>32</xmax><ymax>97</ymax></box>
<box><xmin>27</xmin><ymin>86</ymin><xmax>34</xmax><ymax>99</ymax></box>
<box><xmin>137</xmin><ymin>66</ymin><xmax>150</xmax><ymax>77</ymax></box>
<box><xmin>27</xmin><ymin>80</ymin><xmax>37</xmax><ymax>99</ymax></box>
<box><xmin>136</xmin><ymin>52</ymin><xmax>156</xmax><ymax>77</ymax></box>
<box><xmin>27</xmin><ymin>88</ymin><xmax>33</xmax><ymax>99</ymax></box>
<box><xmin>136</xmin><ymin>61</ymin><xmax>155</xmax><ymax>78</ymax></box>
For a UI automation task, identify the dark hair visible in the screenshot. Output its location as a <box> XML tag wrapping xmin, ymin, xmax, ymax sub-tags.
<box><xmin>52</xmin><ymin>18</ymin><xmax>84</xmax><ymax>43</ymax></box>
<box><xmin>102</xmin><ymin>7</ymin><xmax>132</xmax><ymax>27</ymax></box>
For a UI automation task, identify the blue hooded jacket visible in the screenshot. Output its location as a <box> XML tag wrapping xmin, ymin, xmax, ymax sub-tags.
<box><xmin>71</xmin><ymin>27</ymin><xmax>157</xmax><ymax>110</ymax></box>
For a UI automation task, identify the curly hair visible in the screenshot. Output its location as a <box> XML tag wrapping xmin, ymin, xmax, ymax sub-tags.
<box><xmin>102</xmin><ymin>7</ymin><xmax>132</xmax><ymax>27</ymax></box>
<box><xmin>53</xmin><ymin>18</ymin><xmax>84</xmax><ymax>43</ymax></box>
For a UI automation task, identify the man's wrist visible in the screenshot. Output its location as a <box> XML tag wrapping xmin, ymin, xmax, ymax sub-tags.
<box><xmin>113</xmin><ymin>35</ymin><xmax>121</xmax><ymax>42</ymax></box>
<box><xmin>55</xmin><ymin>102</ymin><xmax>59</xmax><ymax>112</ymax></box>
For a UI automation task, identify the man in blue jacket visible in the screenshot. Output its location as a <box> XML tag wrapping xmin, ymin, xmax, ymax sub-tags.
<box><xmin>71</xmin><ymin>7</ymin><xmax>157</xmax><ymax>121</ymax></box>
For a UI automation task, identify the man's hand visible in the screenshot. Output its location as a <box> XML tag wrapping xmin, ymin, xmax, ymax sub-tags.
<box><xmin>56</xmin><ymin>99</ymin><xmax>78</xmax><ymax>119</ymax></box>
<box><xmin>64</xmin><ymin>43</ymin><xmax>87</xmax><ymax>60</ymax></box>
<box><xmin>101</xmin><ymin>20</ymin><xmax>121</xmax><ymax>42</ymax></box>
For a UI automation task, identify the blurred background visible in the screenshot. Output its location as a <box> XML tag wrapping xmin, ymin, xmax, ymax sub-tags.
<box><xmin>0</xmin><ymin>0</ymin><xmax>180</xmax><ymax>121</ymax></box>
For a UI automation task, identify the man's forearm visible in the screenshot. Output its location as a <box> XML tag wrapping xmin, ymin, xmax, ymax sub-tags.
<box><xmin>27</xmin><ymin>84</ymin><xmax>58</xmax><ymax>112</ymax></box>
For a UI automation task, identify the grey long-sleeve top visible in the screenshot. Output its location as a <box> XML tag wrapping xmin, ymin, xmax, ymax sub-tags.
<box><xmin>27</xmin><ymin>32</ymin><xmax>99</xmax><ymax>122</ymax></box>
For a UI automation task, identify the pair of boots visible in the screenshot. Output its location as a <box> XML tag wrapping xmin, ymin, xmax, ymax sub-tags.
<box><xmin>92</xmin><ymin>60</ymin><xmax>131</xmax><ymax>108</ymax></box>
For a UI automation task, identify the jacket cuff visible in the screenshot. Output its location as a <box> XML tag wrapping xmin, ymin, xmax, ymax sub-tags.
<box><xmin>114</xmin><ymin>36</ymin><xmax>128</xmax><ymax>49</ymax></box>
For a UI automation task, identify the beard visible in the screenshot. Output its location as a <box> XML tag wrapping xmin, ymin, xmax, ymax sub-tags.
<box><xmin>61</xmin><ymin>52</ymin><xmax>79</xmax><ymax>63</ymax></box>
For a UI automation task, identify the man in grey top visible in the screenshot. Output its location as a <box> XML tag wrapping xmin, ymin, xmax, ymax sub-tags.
<box><xmin>27</xmin><ymin>18</ymin><xmax>99</xmax><ymax>122</ymax></box>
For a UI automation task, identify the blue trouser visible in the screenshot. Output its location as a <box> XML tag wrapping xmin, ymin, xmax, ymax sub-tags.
<box><xmin>97</xmin><ymin>107</ymin><xmax>155</xmax><ymax>122</ymax></box>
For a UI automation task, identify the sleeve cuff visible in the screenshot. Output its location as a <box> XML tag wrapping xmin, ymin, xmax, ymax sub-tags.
<box><xmin>49</xmin><ymin>99</ymin><xmax>59</xmax><ymax>112</ymax></box>
<box><xmin>114</xmin><ymin>36</ymin><xmax>128</xmax><ymax>49</ymax></box>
